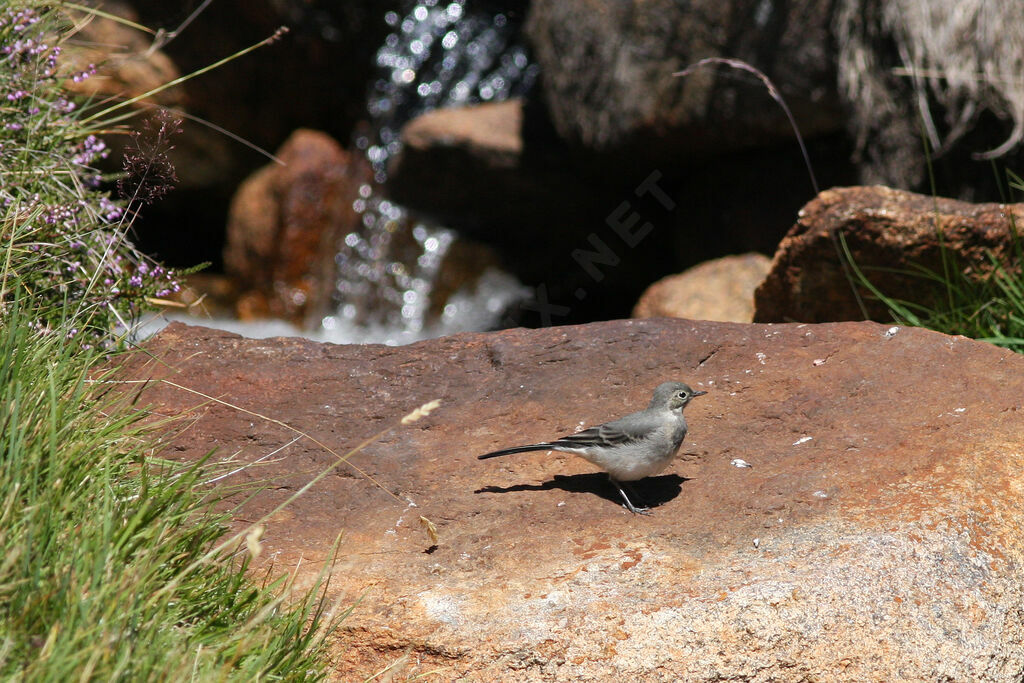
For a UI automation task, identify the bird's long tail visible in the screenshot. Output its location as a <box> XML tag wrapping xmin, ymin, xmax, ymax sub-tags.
<box><xmin>477</xmin><ymin>443</ymin><xmax>559</xmax><ymax>459</ymax></box>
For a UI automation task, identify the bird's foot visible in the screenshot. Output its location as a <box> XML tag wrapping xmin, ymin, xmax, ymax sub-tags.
<box><xmin>610</xmin><ymin>478</ymin><xmax>653</xmax><ymax>515</ymax></box>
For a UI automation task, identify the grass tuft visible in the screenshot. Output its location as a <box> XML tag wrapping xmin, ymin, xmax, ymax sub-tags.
<box><xmin>0</xmin><ymin>301</ymin><xmax>338</xmax><ymax>680</ymax></box>
<box><xmin>1</xmin><ymin>3</ymin><xmax>341</xmax><ymax>679</ymax></box>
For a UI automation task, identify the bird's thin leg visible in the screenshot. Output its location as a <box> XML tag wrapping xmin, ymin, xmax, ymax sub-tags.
<box><xmin>609</xmin><ymin>477</ymin><xmax>651</xmax><ymax>515</ymax></box>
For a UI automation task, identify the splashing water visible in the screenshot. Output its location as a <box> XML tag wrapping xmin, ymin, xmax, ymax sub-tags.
<box><xmin>323</xmin><ymin>0</ymin><xmax>538</xmax><ymax>343</ymax></box>
<box><xmin>363</xmin><ymin>0</ymin><xmax>537</xmax><ymax>179</ymax></box>
<box><xmin>144</xmin><ymin>2</ymin><xmax>537</xmax><ymax>345</ymax></box>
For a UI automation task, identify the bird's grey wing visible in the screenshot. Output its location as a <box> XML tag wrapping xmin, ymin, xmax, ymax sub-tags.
<box><xmin>553</xmin><ymin>412</ymin><xmax>657</xmax><ymax>449</ymax></box>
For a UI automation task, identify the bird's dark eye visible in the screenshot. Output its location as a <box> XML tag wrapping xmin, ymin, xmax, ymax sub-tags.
<box><xmin>677</xmin><ymin>391</ymin><xmax>688</xmax><ymax>399</ymax></box>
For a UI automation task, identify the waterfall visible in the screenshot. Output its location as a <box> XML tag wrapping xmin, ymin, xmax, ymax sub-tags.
<box><xmin>142</xmin><ymin>1</ymin><xmax>537</xmax><ymax>345</ymax></box>
<box><xmin>321</xmin><ymin>0</ymin><xmax>538</xmax><ymax>344</ymax></box>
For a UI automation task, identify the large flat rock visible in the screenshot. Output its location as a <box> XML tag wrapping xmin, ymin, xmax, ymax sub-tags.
<box><xmin>124</xmin><ymin>320</ymin><xmax>1024</xmax><ymax>680</ymax></box>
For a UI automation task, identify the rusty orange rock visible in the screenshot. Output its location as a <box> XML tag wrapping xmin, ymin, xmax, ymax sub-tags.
<box><xmin>755</xmin><ymin>186</ymin><xmax>1024</xmax><ymax>323</ymax></box>
<box><xmin>224</xmin><ymin>129</ymin><xmax>364</xmax><ymax>326</ymax></box>
<box><xmin>122</xmin><ymin>319</ymin><xmax>1024</xmax><ymax>680</ymax></box>
<box><xmin>634</xmin><ymin>253</ymin><xmax>771</xmax><ymax>322</ymax></box>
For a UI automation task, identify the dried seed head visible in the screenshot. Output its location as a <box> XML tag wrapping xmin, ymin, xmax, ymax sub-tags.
<box><xmin>401</xmin><ymin>399</ymin><xmax>441</xmax><ymax>425</ymax></box>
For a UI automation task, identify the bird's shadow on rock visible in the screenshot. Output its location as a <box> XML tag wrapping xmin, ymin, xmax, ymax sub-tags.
<box><xmin>475</xmin><ymin>473</ymin><xmax>687</xmax><ymax>511</ymax></box>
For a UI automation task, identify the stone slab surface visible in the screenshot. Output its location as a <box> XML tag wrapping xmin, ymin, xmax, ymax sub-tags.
<box><xmin>124</xmin><ymin>320</ymin><xmax>1024</xmax><ymax>681</ymax></box>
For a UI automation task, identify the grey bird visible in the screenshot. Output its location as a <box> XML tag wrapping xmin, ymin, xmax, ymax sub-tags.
<box><xmin>478</xmin><ymin>382</ymin><xmax>706</xmax><ymax>514</ymax></box>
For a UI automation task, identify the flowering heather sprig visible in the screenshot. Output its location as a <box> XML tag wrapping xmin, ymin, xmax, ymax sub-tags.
<box><xmin>0</xmin><ymin>8</ymin><xmax>40</xmax><ymax>32</ymax></box>
<box><xmin>42</xmin><ymin>202</ymin><xmax>79</xmax><ymax>227</ymax></box>
<box><xmin>71</xmin><ymin>134</ymin><xmax>108</xmax><ymax>166</ymax></box>
<box><xmin>118</xmin><ymin>109</ymin><xmax>182</xmax><ymax>206</ymax></box>
<box><xmin>97</xmin><ymin>196</ymin><xmax>123</xmax><ymax>223</ymax></box>
<box><xmin>2</xmin><ymin>4</ymin><xmax>189</xmax><ymax>347</ymax></box>
<box><xmin>71</xmin><ymin>63</ymin><xmax>95</xmax><ymax>83</ymax></box>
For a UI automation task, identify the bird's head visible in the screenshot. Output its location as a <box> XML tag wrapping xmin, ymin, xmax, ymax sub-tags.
<box><xmin>651</xmin><ymin>381</ymin><xmax>707</xmax><ymax>412</ymax></box>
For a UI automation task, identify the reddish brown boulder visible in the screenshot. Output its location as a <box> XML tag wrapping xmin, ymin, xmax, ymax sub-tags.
<box><xmin>633</xmin><ymin>253</ymin><xmax>771</xmax><ymax>322</ymax></box>
<box><xmin>385</xmin><ymin>98</ymin><xmax>525</xmax><ymax>225</ymax></box>
<box><xmin>223</xmin><ymin>129</ymin><xmax>364</xmax><ymax>325</ymax></box>
<box><xmin>755</xmin><ymin>185</ymin><xmax>1024</xmax><ymax>323</ymax></box>
<box><xmin>121</xmin><ymin>319</ymin><xmax>1024</xmax><ymax>680</ymax></box>
<box><xmin>399</xmin><ymin>99</ymin><xmax>523</xmax><ymax>169</ymax></box>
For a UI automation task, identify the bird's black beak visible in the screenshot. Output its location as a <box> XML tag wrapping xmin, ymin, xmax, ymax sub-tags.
<box><xmin>693</xmin><ymin>390</ymin><xmax>708</xmax><ymax>397</ymax></box>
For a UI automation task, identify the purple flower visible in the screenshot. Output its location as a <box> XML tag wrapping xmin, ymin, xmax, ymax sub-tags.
<box><xmin>98</xmin><ymin>197</ymin><xmax>123</xmax><ymax>223</ymax></box>
<box><xmin>44</xmin><ymin>48</ymin><xmax>59</xmax><ymax>74</ymax></box>
<box><xmin>72</xmin><ymin>135</ymin><xmax>108</xmax><ymax>166</ymax></box>
<box><xmin>4</xmin><ymin>37</ymin><xmax>49</xmax><ymax>62</ymax></box>
<box><xmin>43</xmin><ymin>204</ymin><xmax>77</xmax><ymax>225</ymax></box>
<box><xmin>71</xmin><ymin>64</ymin><xmax>96</xmax><ymax>83</ymax></box>
<box><xmin>1</xmin><ymin>8</ymin><xmax>41</xmax><ymax>33</ymax></box>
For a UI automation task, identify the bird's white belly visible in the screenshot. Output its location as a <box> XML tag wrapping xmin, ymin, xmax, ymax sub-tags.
<box><xmin>580</xmin><ymin>440</ymin><xmax>680</xmax><ymax>481</ymax></box>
